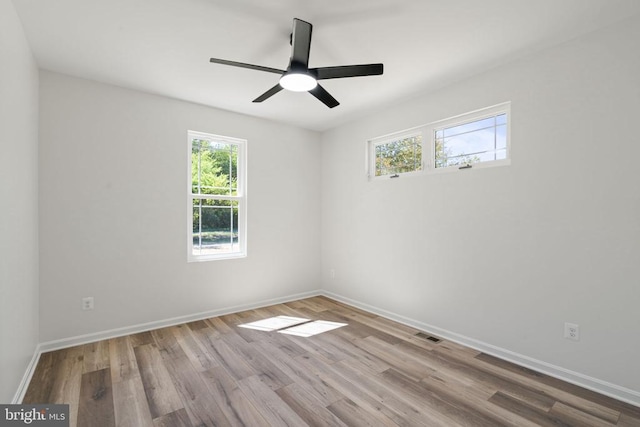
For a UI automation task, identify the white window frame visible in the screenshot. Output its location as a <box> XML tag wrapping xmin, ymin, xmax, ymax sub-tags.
<box><xmin>187</xmin><ymin>130</ymin><xmax>247</xmax><ymax>262</ymax></box>
<box><xmin>367</xmin><ymin>102</ymin><xmax>511</xmax><ymax>180</ymax></box>
<box><xmin>367</xmin><ymin>126</ymin><xmax>426</xmax><ymax>180</ymax></box>
<box><xmin>428</xmin><ymin>102</ymin><xmax>511</xmax><ymax>173</ymax></box>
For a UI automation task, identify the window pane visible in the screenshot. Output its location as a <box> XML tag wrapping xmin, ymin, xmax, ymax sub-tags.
<box><xmin>443</xmin><ymin>116</ymin><xmax>495</xmax><ymax>138</ymax></box>
<box><xmin>496</xmin><ymin>124</ymin><xmax>507</xmax><ymax>150</ymax></box>
<box><xmin>230</xmin><ymin>144</ymin><xmax>238</xmax><ymax>195</ymax></box>
<box><xmin>191</xmin><ymin>139</ymin><xmax>238</xmax><ymax>196</ymax></box>
<box><xmin>435</xmin><ymin>112</ymin><xmax>508</xmax><ymax>168</ymax></box>
<box><xmin>192</xmin><ymin>198</ymin><xmax>239</xmax><ymax>255</ymax></box>
<box><xmin>435</xmin><ymin>137</ymin><xmax>446</xmax><ymax>168</ymax></box>
<box><xmin>443</xmin><ymin>129</ymin><xmax>496</xmax><ymax>157</ymax></box>
<box><xmin>374</xmin><ymin>134</ymin><xmax>422</xmax><ymax>177</ymax></box>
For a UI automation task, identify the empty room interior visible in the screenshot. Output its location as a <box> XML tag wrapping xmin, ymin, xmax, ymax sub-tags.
<box><xmin>2</xmin><ymin>0</ymin><xmax>640</xmax><ymax>425</ymax></box>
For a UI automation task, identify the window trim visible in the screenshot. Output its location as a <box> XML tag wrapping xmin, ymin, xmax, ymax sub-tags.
<box><xmin>367</xmin><ymin>126</ymin><xmax>426</xmax><ymax>180</ymax></box>
<box><xmin>187</xmin><ymin>130</ymin><xmax>247</xmax><ymax>262</ymax></box>
<box><xmin>428</xmin><ymin>102</ymin><xmax>511</xmax><ymax>173</ymax></box>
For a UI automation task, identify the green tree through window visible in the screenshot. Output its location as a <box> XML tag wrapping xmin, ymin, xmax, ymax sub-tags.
<box><xmin>374</xmin><ymin>134</ymin><xmax>422</xmax><ymax>177</ymax></box>
<box><xmin>189</xmin><ymin>133</ymin><xmax>246</xmax><ymax>260</ymax></box>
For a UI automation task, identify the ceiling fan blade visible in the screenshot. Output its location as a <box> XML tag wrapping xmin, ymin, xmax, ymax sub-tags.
<box><xmin>309</xmin><ymin>84</ymin><xmax>339</xmax><ymax>108</ymax></box>
<box><xmin>312</xmin><ymin>64</ymin><xmax>384</xmax><ymax>80</ymax></box>
<box><xmin>290</xmin><ymin>18</ymin><xmax>312</xmax><ymax>68</ymax></box>
<box><xmin>210</xmin><ymin>58</ymin><xmax>285</xmax><ymax>74</ymax></box>
<box><xmin>253</xmin><ymin>84</ymin><xmax>283</xmax><ymax>103</ymax></box>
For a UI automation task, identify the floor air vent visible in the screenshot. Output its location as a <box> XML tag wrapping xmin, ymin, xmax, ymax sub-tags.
<box><xmin>416</xmin><ymin>332</ymin><xmax>442</xmax><ymax>343</ymax></box>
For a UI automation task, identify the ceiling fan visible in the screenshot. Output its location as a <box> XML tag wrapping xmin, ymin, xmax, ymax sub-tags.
<box><xmin>209</xmin><ymin>18</ymin><xmax>384</xmax><ymax>108</ymax></box>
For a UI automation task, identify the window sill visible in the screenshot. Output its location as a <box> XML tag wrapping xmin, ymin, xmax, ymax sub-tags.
<box><xmin>188</xmin><ymin>252</ymin><xmax>247</xmax><ymax>263</ymax></box>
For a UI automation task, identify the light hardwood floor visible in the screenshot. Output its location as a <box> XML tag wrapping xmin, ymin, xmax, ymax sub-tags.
<box><xmin>23</xmin><ymin>296</ymin><xmax>640</xmax><ymax>426</ymax></box>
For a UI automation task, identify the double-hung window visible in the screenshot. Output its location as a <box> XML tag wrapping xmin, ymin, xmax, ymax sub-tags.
<box><xmin>188</xmin><ymin>131</ymin><xmax>246</xmax><ymax>261</ymax></box>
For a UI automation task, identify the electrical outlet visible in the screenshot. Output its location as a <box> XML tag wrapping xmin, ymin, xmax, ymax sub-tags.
<box><xmin>82</xmin><ymin>297</ymin><xmax>94</xmax><ymax>310</ymax></box>
<box><xmin>564</xmin><ymin>322</ymin><xmax>579</xmax><ymax>341</ymax></box>
<box><xmin>330</xmin><ymin>269</ymin><xmax>335</xmax><ymax>279</ymax></box>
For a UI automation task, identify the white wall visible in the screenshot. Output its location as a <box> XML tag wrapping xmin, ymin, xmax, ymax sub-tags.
<box><xmin>321</xmin><ymin>15</ymin><xmax>640</xmax><ymax>394</ymax></box>
<box><xmin>0</xmin><ymin>0</ymin><xmax>40</xmax><ymax>403</ymax></box>
<box><xmin>39</xmin><ymin>71</ymin><xmax>321</xmax><ymax>342</ymax></box>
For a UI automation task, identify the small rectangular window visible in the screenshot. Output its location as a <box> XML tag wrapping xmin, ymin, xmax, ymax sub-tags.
<box><xmin>369</xmin><ymin>129</ymin><xmax>424</xmax><ymax>179</ymax></box>
<box><xmin>367</xmin><ymin>103</ymin><xmax>510</xmax><ymax>181</ymax></box>
<box><xmin>188</xmin><ymin>131</ymin><xmax>246</xmax><ymax>261</ymax></box>
<box><xmin>433</xmin><ymin>103</ymin><xmax>510</xmax><ymax>170</ymax></box>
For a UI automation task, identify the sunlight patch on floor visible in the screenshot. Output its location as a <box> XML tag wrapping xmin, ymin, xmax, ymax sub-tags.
<box><xmin>237</xmin><ymin>316</ymin><xmax>347</xmax><ymax>337</ymax></box>
<box><xmin>278</xmin><ymin>320</ymin><xmax>347</xmax><ymax>337</ymax></box>
<box><xmin>237</xmin><ymin>316</ymin><xmax>309</xmax><ymax>331</ymax></box>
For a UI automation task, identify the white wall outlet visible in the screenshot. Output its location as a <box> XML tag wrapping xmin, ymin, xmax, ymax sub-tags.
<box><xmin>564</xmin><ymin>322</ymin><xmax>579</xmax><ymax>341</ymax></box>
<box><xmin>330</xmin><ymin>269</ymin><xmax>335</xmax><ymax>279</ymax></box>
<box><xmin>82</xmin><ymin>297</ymin><xmax>94</xmax><ymax>310</ymax></box>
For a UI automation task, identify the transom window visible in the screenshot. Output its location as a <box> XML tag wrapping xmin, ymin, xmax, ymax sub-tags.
<box><xmin>433</xmin><ymin>104</ymin><xmax>509</xmax><ymax>169</ymax></box>
<box><xmin>369</xmin><ymin>129</ymin><xmax>424</xmax><ymax>179</ymax></box>
<box><xmin>188</xmin><ymin>131</ymin><xmax>246</xmax><ymax>261</ymax></box>
<box><xmin>367</xmin><ymin>102</ymin><xmax>510</xmax><ymax>179</ymax></box>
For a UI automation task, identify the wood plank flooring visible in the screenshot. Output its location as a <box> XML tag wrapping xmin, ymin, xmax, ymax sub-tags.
<box><xmin>23</xmin><ymin>296</ymin><xmax>640</xmax><ymax>426</ymax></box>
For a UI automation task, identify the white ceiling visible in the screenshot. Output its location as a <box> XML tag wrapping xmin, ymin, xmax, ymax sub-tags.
<box><xmin>12</xmin><ymin>0</ymin><xmax>640</xmax><ymax>131</ymax></box>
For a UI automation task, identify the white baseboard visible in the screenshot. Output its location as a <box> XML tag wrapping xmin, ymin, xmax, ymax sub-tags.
<box><xmin>18</xmin><ymin>288</ymin><xmax>640</xmax><ymax>408</ymax></box>
<box><xmin>12</xmin><ymin>344</ymin><xmax>42</xmax><ymax>404</ymax></box>
<box><xmin>39</xmin><ymin>289</ymin><xmax>322</xmax><ymax>353</ymax></box>
<box><xmin>320</xmin><ymin>290</ymin><xmax>640</xmax><ymax>408</ymax></box>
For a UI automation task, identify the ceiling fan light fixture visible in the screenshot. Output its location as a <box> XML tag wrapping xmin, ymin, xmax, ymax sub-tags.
<box><xmin>280</xmin><ymin>72</ymin><xmax>317</xmax><ymax>92</ymax></box>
